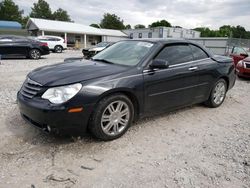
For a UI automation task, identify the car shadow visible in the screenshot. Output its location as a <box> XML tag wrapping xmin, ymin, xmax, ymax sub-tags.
<box><xmin>5</xmin><ymin>103</ymin><xmax>201</xmax><ymax>147</ymax></box>
<box><xmin>237</xmin><ymin>76</ymin><xmax>250</xmax><ymax>82</ymax></box>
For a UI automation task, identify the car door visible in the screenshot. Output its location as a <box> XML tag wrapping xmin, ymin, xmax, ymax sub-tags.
<box><xmin>143</xmin><ymin>43</ymin><xmax>202</xmax><ymax>113</ymax></box>
<box><xmin>47</xmin><ymin>37</ymin><xmax>57</xmax><ymax>49</ymax></box>
<box><xmin>0</xmin><ymin>37</ymin><xmax>15</xmax><ymax>55</ymax></box>
<box><xmin>11</xmin><ymin>38</ymin><xmax>30</xmax><ymax>55</ymax></box>
<box><xmin>188</xmin><ymin>44</ymin><xmax>216</xmax><ymax>101</ymax></box>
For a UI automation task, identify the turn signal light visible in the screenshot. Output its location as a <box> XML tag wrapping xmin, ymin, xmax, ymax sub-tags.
<box><xmin>68</xmin><ymin>107</ymin><xmax>83</xmax><ymax>113</ymax></box>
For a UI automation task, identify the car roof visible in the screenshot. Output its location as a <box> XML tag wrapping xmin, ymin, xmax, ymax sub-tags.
<box><xmin>120</xmin><ymin>38</ymin><xmax>213</xmax><ymax>57</ymax></box>
<box><xmin>38</xmin><ymin>35</ymin><xmax>63</xmax><ymax>39</ymax></box>
<box><xmin>0</xmin><ymin>35</ymin><xmax>27</xmax><ymax>39</ymax></box>
<box><xmin>126</xmin><ymin>38</ymin><xmax>195</xmax><ymax>44</ymax></box>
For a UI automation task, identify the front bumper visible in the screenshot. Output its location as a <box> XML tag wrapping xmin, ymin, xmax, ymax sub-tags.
<box><xmin>236</xmin><ymin>67</ymin><xmax>250</xmax><ymax>78</ymax></box>
<box><xmin>17</xmin><ymin>91</ymin><xmax>93</xmax><ymax>134</ymax></box>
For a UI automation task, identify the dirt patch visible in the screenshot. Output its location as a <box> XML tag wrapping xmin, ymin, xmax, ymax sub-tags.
<box><xmin>0</xmin><ymin>51</ymin><xmax>249</xmax><ymax>188</ymax></box>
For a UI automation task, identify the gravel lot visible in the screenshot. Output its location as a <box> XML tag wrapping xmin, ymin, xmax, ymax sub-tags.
<box><xmin>0</xmin><ymin>50</ymin><xmax>249</xmax><ymax>188</ymax></box>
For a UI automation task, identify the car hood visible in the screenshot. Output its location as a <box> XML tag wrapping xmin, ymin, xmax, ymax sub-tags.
<box><xmin>28</xmin><ymin>60</ymin><xmax>128</xmax><ymax>86</ymax></box>
<box><xmin>89</xmin><ymin>47</ymin><xmax>105</xmax><ymax>52</ymax></box>
<box><xmin>244</xmin><ymin>57</ymin><xmax>250</xmax><ymax>62</ymax></box>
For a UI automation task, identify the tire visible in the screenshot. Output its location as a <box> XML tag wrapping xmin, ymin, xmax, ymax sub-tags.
<box><xmin>89</xmin><ymin>94</ymin><xmax>134</xmax><ymax>141</ymax></box>
<box><xmin>29</xmin><ymin>49</ymin><xmax>41</xmax><ymax>59</ymax></box>
<box><xmin>54</xmin><ymin>45</ymin><xmax>63</xmax><ymax>53</ymax></box>
<box><xmin>205</xmin><ymin>79</ymin><xmax>227</xmax><ymax>108</ymax></box>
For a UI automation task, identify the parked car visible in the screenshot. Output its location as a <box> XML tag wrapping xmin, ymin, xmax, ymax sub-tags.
<box><xmin>82</xmin><ymin>42</ymin><xmax>114</xmax><ymax>59</ymax></box>
<box><xmin>36</xmin><ymin>35</ymin><xmax>67</xmax><ymax>53</ymax></box>
<box><xmin>230</xmin><ymin>46</ymin><xmax>250</xmax><ymax>78</ymax></box>
<box><xmin>0</xmin><ymin>35</ymin><xmax>50</xmax><ymax>59</ymax></box>
<box><xmin>17</xmin><ymin>39</ymin><xmax>236</xmax><ymax>140</ymax></box>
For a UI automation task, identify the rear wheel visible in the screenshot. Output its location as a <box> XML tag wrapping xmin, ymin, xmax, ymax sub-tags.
<box><xmin>205</xmin><ymin>79</ymin><xmax>227</xmax><ymax>108</ymax></box>
<box><xmin>54</xmin><ymin>45</ymin><xmax>63</xmax><ymax>53</ymax></box>
<box><xmin>90</xmin><ymin>94</ymin><xmax>134</xmax><ymax>141</ymax></box>
<box><xmin>29</xmin><ymin>49</ymin><xmax>41</xmax><ymax>59</ymax></box>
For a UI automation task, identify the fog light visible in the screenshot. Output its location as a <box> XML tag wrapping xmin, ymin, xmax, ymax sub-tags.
<box><xmin>47</xmin><ymin>125</ymin><xmax>51</xmax><ymax>132</ymax></box>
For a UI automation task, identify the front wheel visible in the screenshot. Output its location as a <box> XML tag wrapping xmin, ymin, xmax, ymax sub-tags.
<box><xmin>205</xmin><ymin>79</ymin><xmax>227</xmax><ymax>108</ymax></box>
<box><xmin>90</xmin><ymin>94</ymin><xmax>134</xmax><ymax>141</ymax></box>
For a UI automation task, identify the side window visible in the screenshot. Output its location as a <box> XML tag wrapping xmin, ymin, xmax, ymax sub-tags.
<box><xmin>148</xmin><ymin>32</ymin><xmax>152</xmax><ymax>38</ymax></box>
<box><xmin>156</xmin><ymin>44</ymin><xmax>193</xmax><ymax>66</ymax></box>
<box><xmin>190</xmin><ymin>44</ymin><xmax>209</xmax><ymax>60</ymax></box>
<box><xmin>232</xmin><ymin>47</ymin><xmax>247</xmax><ymax>55</ymax></box>
<box><xmin>130</xmin><ymin>33</ymin><xmax>133</xmax><ymax>39</ymax></box>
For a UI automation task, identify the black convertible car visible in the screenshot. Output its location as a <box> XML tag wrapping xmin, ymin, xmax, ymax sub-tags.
<box><xmin>17</xmin><ymin>39</ymin><xmax>236</xmax><ymax>140</ymax></box>
<box><xmin>0</xmin><ymin>35</ymin><xmax>50</xmax><ymax>59</ymax></box>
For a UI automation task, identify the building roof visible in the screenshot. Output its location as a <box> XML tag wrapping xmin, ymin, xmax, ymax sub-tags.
<box><xmin>0</xmin><ymin>21</ymin><xmax>22</xmax><ymax>29</ymax></box>
<box><xmin>27</xmin><ymin>18</ymin><xmax>127</xmax><ymax>37</ymax></box>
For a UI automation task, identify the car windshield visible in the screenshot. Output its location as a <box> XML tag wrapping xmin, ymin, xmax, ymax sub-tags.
<box><xmin>96</xmin><ymin>42</ymin><xmax>110</xmax><ymax>47</ymax></box>
<box><xmin>92</xmin><ymin>41</ymin><xmax>154</xmax><ymax>66</ymax></box>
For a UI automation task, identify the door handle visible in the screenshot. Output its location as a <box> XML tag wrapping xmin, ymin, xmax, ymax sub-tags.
<box><xmin>188</xmin><ymin>66</ymin><xmax>198</xmax><ymax>71</ymax></box>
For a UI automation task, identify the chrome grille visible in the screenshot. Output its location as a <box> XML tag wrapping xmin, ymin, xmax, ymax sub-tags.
<box><xmin>245</xmin><ymin>63</ymin><xmax>250</xmax><ymax>69</ymax></box>
<box><xmin>20</xmin><ymin>78</ymin><xmax>42</xmax><ymax>98</ymax></box>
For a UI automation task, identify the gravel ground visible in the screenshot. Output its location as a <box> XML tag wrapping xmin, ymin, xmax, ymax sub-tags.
<box><xmin>0</xmin><ymin>50</ymin><xmax>249</xmax><ymax>188</ymax></box>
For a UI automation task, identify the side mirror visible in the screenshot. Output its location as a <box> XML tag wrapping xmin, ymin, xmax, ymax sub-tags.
<box><xmin>150</xmin><ymin>59</ymin><xmax>169</xmax><ymax>69</ymax></box>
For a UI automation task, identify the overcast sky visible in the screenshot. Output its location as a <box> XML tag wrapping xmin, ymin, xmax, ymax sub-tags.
<box><xmin>14</xmin><ymin>0</ymin><xmax>250</xmax><ymax>30</ymax></box>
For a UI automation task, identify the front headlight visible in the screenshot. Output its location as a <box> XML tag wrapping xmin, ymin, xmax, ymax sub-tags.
<box><xmin>237</xmin><ymin>60</ymin><xmax>244</xmax><ymax>68</ymax></box>
<box><xmin>42</xmin><ymin>83</ymin><xmax>82</xmax><ymax>104</ymax></box>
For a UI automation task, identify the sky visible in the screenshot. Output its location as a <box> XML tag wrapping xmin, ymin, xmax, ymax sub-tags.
<box><xmin>14</xmin><ymin>0</ymin><xmax>250</xmax><ymax>30</ymax></box>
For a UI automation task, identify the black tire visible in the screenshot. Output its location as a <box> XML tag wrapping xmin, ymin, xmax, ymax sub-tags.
<box><xmin>29</xmin><ymin>49</ymin><xmax>41</xmax><ymax>59</ymax></box>
<box><xmin>89</xmin><ymin>94</ymin><xmax>134</xmax><ymax>141</ymax></box>
<box><xmin>205</xmin><ymin>79</ymin><xmax>227</xmax><ymax>108</ymax></box>
<box><xmin>54</xmin><ymin>45</ymin><xmax>63</xmax><ymax>53</ymax></box>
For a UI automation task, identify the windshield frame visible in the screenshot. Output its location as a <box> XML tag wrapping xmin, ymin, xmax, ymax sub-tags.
<box><xmin>92</xmin><ymin>40</ymin><xmax>156</xmax><ymax>67</ymax></box>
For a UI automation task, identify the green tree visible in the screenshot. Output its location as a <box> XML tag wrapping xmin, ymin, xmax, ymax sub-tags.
<box><xmin>149</xmin><ymin>20</ymin><xmax>171</xmax><ymax>28</ymax></box>
<box><xmin>90</xmin><ymin>23</ymin><xmax>100</xmax><ymax>28</ymax></box>
<box><xmin>125</xmin><ymin>24</ymin><xmax>131</xmax><ymax>29</ymax></box>
<box><xmin>100</xmin><ymin>13</ymin><xmax>125</xmax><ymax>30</ymax></box>
<box><xmin>0</xmin><ymin>0</ymin><xmax>23</xmax><ymax>23</ymax></box>
<box><xmin>53</xmin><ymin>8</ymin><xmax>72</xmax><ymax>22</ymax></box>
<box><xmin>219</xmin><ymin>25</ymin><xmax>232</xmax><ymax>37</ymax></box>
<box><xmin>30</xmin><ymin>0</ymin><xmax>53</xmax><ymax>19</ymax></box>
<box><xmin>134</xmin><ymin>24</ymin><xmax>145</xmax><ymax>29</ymax></box>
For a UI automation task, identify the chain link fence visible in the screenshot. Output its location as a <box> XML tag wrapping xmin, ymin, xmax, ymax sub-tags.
<box><xmin>227</xmin><ymin>38</ymin><xmax>250</xmax><ymax>49</ymax></box>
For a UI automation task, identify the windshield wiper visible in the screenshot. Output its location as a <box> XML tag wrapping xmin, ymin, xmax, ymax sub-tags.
<box><xmin>92</xmin><ymin>58</ymin><xmax>114</xmax><ymax>64</ymax></box>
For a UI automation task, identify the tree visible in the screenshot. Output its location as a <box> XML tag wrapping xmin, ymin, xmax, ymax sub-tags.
<box><xmin>100</xmin><ymin>13</ymin><xmax>125</xmax><ymax>30</ymax></box>
<box><xmin>149</xmin><ymin>20</ymin><xmax>171</xmax><ymax>28</ymax></box>
<box><xmin>134</xmin><ymin>24</ymin><xmax>145</xmax><ymax>29</ymax></box>
<box><xmin>0</xmin><ymin>0</ymin><xmax>23</xmax><ymax>23</ymax></box>
<box><xmin>30</xmin><ymin>0</ymin><xmax>53</xmax><ymax>19</ymax></box>
<box><xmin>90</xmin><ymin>23</ymin><xmax>100</xmax><ymax>28</ymax></box>
<box><xmin>125</xmin><ymin>24</ymin><xmax>131</xmax><ymax>29</ymax></box>
<box><xmin>53</xmin><ymin>8</ymin><xmax>72</xmax><ymax>22</ymax></box>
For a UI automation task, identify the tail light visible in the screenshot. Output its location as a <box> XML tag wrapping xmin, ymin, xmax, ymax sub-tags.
<box><xmin>39</xmin><ymin>42</ymin><xmax>48</xmax><ymax>47</ymax></box>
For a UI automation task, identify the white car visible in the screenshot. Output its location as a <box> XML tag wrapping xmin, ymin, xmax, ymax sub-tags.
<box><xmin>36</xmin><ymin>35</ymin><xmax>67</xmax><ymax>53</ymax></box>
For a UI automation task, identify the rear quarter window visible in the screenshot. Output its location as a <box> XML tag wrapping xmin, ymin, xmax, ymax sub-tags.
<box><xmin>190</xmin><ymin>44</ymin><xmax>209</xmax><ymax>60</ymax></box>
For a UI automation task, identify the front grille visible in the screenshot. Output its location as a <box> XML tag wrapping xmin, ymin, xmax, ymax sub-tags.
<box><xmin>245</xmin><ymin>63</ymin><xmax>250</xmax><ymax>69</ymax></box>
<box><xmin>20</xmin><ymin>78</ymin><xmax>42</xmax><ymax>98</ymax></box>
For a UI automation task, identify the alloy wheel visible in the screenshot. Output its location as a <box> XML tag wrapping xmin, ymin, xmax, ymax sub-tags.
<box><xmin>101</xmin><ymin>100</ymin><xmax>130</xmax><ymax>136</ymax></box>
<box><xmin>30</xmin><ymin>49</ymin><xmax>40</xmax><ymax>59</ymax></box>
<box><xmin>213</xmin><ymin>81</ymin><xmax>226</xmax><ymax>105</ymax></box>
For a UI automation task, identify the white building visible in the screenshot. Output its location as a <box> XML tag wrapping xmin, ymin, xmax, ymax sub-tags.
<box><xmin>123</xmin><ymin>27</ymin><xmax>200</xmax><ymax>39</ymax></box>
<box><xmin>26</xmin><ymin>18</ymin><xmax>128</xmax><ymax>48</ymax></box>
